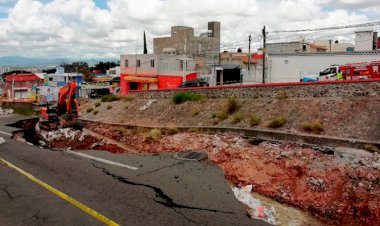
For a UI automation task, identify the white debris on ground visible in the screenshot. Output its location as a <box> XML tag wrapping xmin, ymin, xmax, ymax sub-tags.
<box><xmin>139</xmin><ymin>99</ymin><xmax>156</xmax><ymax>111</ymax></box>
<box><xmin>233</xmin><ymin>185</ymin><xmax>278</xmax><ymax>225</ymax></box>
<box><xmin>40</xmin><ymin>128</ymin><xmax>80</xmax><ymax>142</ymax></box>
<box><xmin>0</xmin><ymin>137</ymin><xmax>6</xmax><ymax>145</ymax></box>
<box><xmin>0</xmin><ymin>107</ymin><xmax>14</xmax><ymax>115</ymax></box>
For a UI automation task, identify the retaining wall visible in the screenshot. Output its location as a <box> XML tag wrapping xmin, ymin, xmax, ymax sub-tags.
<box><xmin>130</xmin><ymin>79</ymin><xmax>380</xmax><ymax>99</ymax></box>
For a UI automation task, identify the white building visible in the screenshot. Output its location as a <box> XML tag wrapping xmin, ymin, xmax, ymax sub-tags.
<box><xmin>267</xmin><ymin>51</ymin><xmax>380</xmax><ymax>83</ymax></box>
<box><xmin>355</xmin><ymin>31</ymin><xmax>378</xmax><ymax>51</ymax></box>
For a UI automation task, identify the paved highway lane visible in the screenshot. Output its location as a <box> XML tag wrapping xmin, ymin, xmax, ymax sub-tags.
<box><xmin>0</xmin><ymin>115</ymin><xmax>268</xmax><ymax>226</ymax></box>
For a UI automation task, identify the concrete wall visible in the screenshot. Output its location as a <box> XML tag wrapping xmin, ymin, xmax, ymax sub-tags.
<box><xmin>129</xmin><ymin>79</ymin><xmax>380</xmax><ymax>99</ymax></box>
<box><xmin>268</xmin><ymin>51</ymin><xmax>380</xmax><ymax>82</ymax></box>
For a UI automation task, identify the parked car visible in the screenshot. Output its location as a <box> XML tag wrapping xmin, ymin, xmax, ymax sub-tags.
<box><xmin>179</xmin><ymin>78</ymin><xmax>209</xmax><ymax>88</ymax></box>
<box><xmin>89</xmin><ymin>88</ymin><xmax>111</xmax><ymax>99</ymax></box>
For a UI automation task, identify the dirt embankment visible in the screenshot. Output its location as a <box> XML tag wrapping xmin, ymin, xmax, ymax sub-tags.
<box><xmin>76</xmin><ymin>94</ymin><xmax>380</xmax><ymax>225</ymax></box>
<box><xmin>80</xmin><ymin>95</ymin><xmax>380</xmax><ymax>141</ymax></box>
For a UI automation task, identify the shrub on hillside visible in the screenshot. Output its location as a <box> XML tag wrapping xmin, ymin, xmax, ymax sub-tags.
<box><xmin>216</xmin><ymin>111</ymin><xmax>229</xmax><ymax>120</ymax></box>
<box><xmin>225</xmin><ymin>98</ymin><xmax>240</xmax><ymax>114</ymax></box>
<box><xmin>101</xmin><ymin>94</ymin><xmax>120</xmax><ymax>102</ymax></box>
<box><xmin>149</xmin><ymin>129</ymin><xmax>162</xmax><ymax>141</ymax></box>
<box><xmin>167</xmin><ymin>123</ymin><xmax>179</xmax><ymax>135</ymax></box>
<box><xmin>94</xmin><ymin>102</ymin><xmax>101</xmax><ymax>107</ymax></box>
<box><xmin>232</xmin><ymin>113</ymin><xmax>243</xmax><ymax>124</ymax></box>
<box><xmin>172</xmin><ymin>92</ymin><xmax>203</xmax><ymax>104</ymax></box>
<box><xmin>249</xmin><ymin>113</ymin><xmax>261</xmax><ymax>126</ymax></box>
<box><xmin>107</xmin><ymin>105</ymin><xmax>112</xmax><ymax>110</ymax></box>
<box><xmin>86</xmin><ymin>107</ymin><xmax>93</xmax><ymax>113</ymax></box>
<box><xmin>121</xmin><ymin>95</ymin><xmax>134</xmax><ymax>102</ymax></box>
<box><xmin>93</xmin><ymin>109</ymin><xmax>99</xmax><ymax>115</ymax></box>
<box><xmin>267</xmin><ymin>116</ymin><xmax>287</xmax><ymax>128</ymax></box>
<box><xmin>302</xmin><ymin>120</ymin><xmax>324</xmax><ymax>133</ymax></box>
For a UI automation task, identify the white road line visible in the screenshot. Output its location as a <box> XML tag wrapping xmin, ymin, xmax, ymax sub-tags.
<box><xmin>64</xmin><ymin>150</ymin><xmax>138</xmax><ymax>170</ymax></box>
<box><xmin>0</xmin><ymin>130</ymin><xmax>12</xmax><ymax>136</ymax></box>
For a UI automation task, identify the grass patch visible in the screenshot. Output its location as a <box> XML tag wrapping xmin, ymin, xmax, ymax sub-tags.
<box><xmin>107</xmin><ymin>105</ymin><xmax>112</xmax><ymax>110</ymax></box>
<box><xmin>302</xmin><ymin>120</ymin><xmax>324</xmax><ymax>133</ymax></box>
<box><xmin>365</xmin><ymin>144</ymin><xmax>380</xmax><ymax>154</ymax></box>
<box><xmin>120</xmin><ymin>95</ymin><xmax>134</xmax><ymax>102</ymax></box>
<box><xmin>231</xmin><ymin>112</ymin><xmax>243</xmax><ymax>124</ymax></box>
<box><xmin>172</xmin><ymin>92</ymin><xmax>203</xmax><ymax>104</ymax></box>
<box><xmin>101</xmin><ymin>94</ymin><xmax>120</xmax><ymax>102</ymax></box>
<box><xmin>267</xmin><ymin>116</ymin><xmax>287</xmax><ymax>128</ymax></box>
<box><xmin>86</xmin><ymin>107</ymin><xmax>93</xmax><ymax>113</ymax></box>
<box><xmin>93</xmin><ymin>109</ymin><xmax>99</xmax><ymax>115</ymax></box>
<box><xmin>224</xmin><ymin>98</ymin><xmax>240</xmax><ymax>114</ymax></box>
<box><xmin>13</xmin><ymin>106</ymin><xmax>35</xmax><ymax>115</ymax></box>
<box><xmin>249</xmin><ymin>113</ymin><xmax>261</xmax><ymax>126</ymax></box>
<box><xmin>167</xmin><ymin>123</ymin><xmax>179</xmax><ymax>135</ymax></box>
<box><xmin>94</xmin><ymin>102</ymin><xmax>101</xmax><ymax>108</ymax></box>
<box><xmin>191</xmin><ymin>106</ymin><xmax>201</xmax><ymax>117</ymax></box>
<box><xmin>149</xmin><ymin>129</ymin><xmax>162</xmax><ymax>141</ymax></box>
<box><xmin>216</xmin><ymin>111</ymin><xmax>229</xmax><ymax>120</ymax></box>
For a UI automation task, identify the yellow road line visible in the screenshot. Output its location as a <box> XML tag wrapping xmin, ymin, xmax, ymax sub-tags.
<box><xmin>0</xmin><ymin>157</ymin><xmax>120</xmax><ymax>226</ymax></box>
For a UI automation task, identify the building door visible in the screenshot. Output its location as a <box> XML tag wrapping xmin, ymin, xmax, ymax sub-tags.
<box><xmin>130</xmin><ymin>82</ymin><xmax>138</xmax><ymax>90</ymax></box>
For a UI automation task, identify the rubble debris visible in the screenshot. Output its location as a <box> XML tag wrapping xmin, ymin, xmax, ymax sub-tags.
<box><xmin>0</xmin><ymin>137</ymin><xmax>5</xmax><ymax>145</ymax></box>
<box><xmin>0</xmin><ymin>107</ymin><xmax>14</xmax><ymax>115</ymax></box>
<box><xmin>139</xmin><ymin>99</ymin><xmax>156</xmax><ymax>111</ymax></box>
<box><xmin>233</xmin><ymin>185</ymin><xmax>278</xmax><ymax>225</ymax></box>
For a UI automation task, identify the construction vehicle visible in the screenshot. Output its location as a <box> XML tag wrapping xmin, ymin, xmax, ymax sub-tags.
<box><xmin>301</xmin><ymin>60</ymin><xmax>380</xmax><ymax>82</ymax></box>
<box><xmin>39</xmin><ymin>81</ymin><xmax>80</xmax><ymax>130</ymax></box>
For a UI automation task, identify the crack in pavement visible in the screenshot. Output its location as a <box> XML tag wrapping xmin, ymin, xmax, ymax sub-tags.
<box><xmin>23</xmin><ymin>211</ymin><xmax>47</xmax><ymax>224</ymax></box>
<box><xmin>136</xmin><ymin>162</ymin><xmax>185</xmax><ymax>177</ymax></box>
<box><xmin>0</xmin><ymin>184</ymin><xmax>23</xmax><ymax>201</ymax></box>
<box><xmin>92</xmin><ymin>163</ymin><xmax>235</xmax><ymax>216</ymax></box>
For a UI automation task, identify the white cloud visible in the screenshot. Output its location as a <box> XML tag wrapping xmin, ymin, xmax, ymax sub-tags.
<box><xmin>0</xmin><ymin>0</ymin><xmax>379</xmax><ymax>59</ymax></box>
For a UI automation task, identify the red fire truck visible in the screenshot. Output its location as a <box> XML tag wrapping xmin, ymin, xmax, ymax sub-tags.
<box><xmin>302</xmin><ymin>60</ymin><xmax>380</xmax><ymax>82</ymax></box>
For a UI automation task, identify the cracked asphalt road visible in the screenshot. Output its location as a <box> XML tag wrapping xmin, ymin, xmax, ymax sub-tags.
<box><xmin>0</xmin><ymin>115</ymin><xmax>268</xmax><ymax>226</ymax></box>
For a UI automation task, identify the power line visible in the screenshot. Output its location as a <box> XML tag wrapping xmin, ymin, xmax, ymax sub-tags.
<box><xmin>271</xmin><ymin>21</ymin><xmax>380</xmax><ymax>33</ymax></box>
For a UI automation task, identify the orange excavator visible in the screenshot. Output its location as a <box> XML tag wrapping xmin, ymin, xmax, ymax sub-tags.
<box><xmin>39</xmin><ymin>81</ymin><xmax>80</xmax><ymax>130</ymax></box>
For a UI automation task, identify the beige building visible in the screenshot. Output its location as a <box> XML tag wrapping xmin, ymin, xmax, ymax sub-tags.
<box><xmin>153</xmin><ymin>21</ymin><xmax>220</xmax><ymax>73</ymax></box>
<box><xmin>312</xmin><ymin>40</ymin><xmax>354</xmax><ymax>52</ymax></box>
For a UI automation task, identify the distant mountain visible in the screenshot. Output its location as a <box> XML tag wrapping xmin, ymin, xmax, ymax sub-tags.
<box><xmin>0</xmin><ymin>56</ymin><xmax>119</xmax><ymax>67</ymax></box>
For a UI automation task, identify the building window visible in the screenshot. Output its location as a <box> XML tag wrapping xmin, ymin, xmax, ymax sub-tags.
<box><xmin>150</xmin><ymin>59</ymin><xmax>155</xmax><ymax>67</ymax></box>
<box><xmin>136</xmin><ymin>60</ymin><xmax>140</xmax><ymax>67</ymax></box>
<box><xmin>125</xmin><ymin>59</ymin><xmax>128</xmax><ymax>67</ymax></box>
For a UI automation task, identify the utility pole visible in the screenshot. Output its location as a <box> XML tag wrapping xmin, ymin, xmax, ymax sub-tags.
<box><xmin>248</xmin><ymin>34</ymin><xmax>252</xmax><ymax>84</ymax></box>
<box><xmin>329</xmin><ymin>39</ymin><xmax>332</xmax><ymax>52</ymax></box>
<box><xmin>262</xmin><ymin>25</ymin><xmax>266</xmax><ymax>84</ymax></box>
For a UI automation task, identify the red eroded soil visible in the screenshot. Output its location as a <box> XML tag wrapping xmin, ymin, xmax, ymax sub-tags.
<box><xmin>83</xmin><ymin>123</ymin><xmax>380</xmax><ymax>226</ymax></box>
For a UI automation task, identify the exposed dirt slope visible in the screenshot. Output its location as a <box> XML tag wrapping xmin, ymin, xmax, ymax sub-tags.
<box><xmin>81</xmin><ymin>95</ymin><xmax>380</xmax><ymax>141</ymax></box>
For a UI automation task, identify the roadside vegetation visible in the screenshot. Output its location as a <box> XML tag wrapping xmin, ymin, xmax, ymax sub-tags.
<box><xmin>249</xmin><ymin>113</ymin><xmax>261</xmax><ymax>126</ymax></box>
<box><xmin>231</xmin><ymin>112</ymin><xmax>243</xmax><ymax>124</ymax></box>
<box><xmin>365</xmin><ymin>144</ymin><xmax>380</xmax><ymax>154</ymax></box>
<box><xmin>302</xmin><ymin>120</ymin><xmax>324</xmax><ymax>133</ymax></box>
<box><xmin>167</xmin><ymin>123</ymin><xmax>179</xmax><ymax>135</ymax></box>
<box><xmin>120</xmin><ymin>95</ymin><xmax>134</xmax><ymax>102</ymax></box>
<box><xmin>267</xmin><ymin>116</ymin><xmax>287</xmax><ymax>128</ymax></box>
<box><xmin>149</xmin><ymin>129</ymin><xmax>162</xmax><ymax>141</ymax></box>
<box><xmin>12</xmin><ymin>106</ymin><xmax>35</xmax><ymax>115</ymax></box>
<box><xmin>93</xmin><ymin>109</ymin><xmax>99</xmax><ymax>115</ymax></box>
<box><xmin>101</xmin><ymin>94</ymin><xmax>120</xmax><ymax>102</ymax></box>
<box><xmin>172</xmin><ymin>92</ymin><xmax>204</xmax><ymax>104</ymax></box>
<box><xmin>94</xmin><ymin>102</ymin><xmax>101</xmax><ymax>107</ymax></box>
<box><xmin>86</xmin><ymin>107</ymin><xmax>93</xmax><ymax>113</ymax></box>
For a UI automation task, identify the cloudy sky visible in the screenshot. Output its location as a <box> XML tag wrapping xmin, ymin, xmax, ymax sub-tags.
<box><xmin>0</xmin><ymin>0</ymin><xmax>379</xmax><ymax>59</ymax></box>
